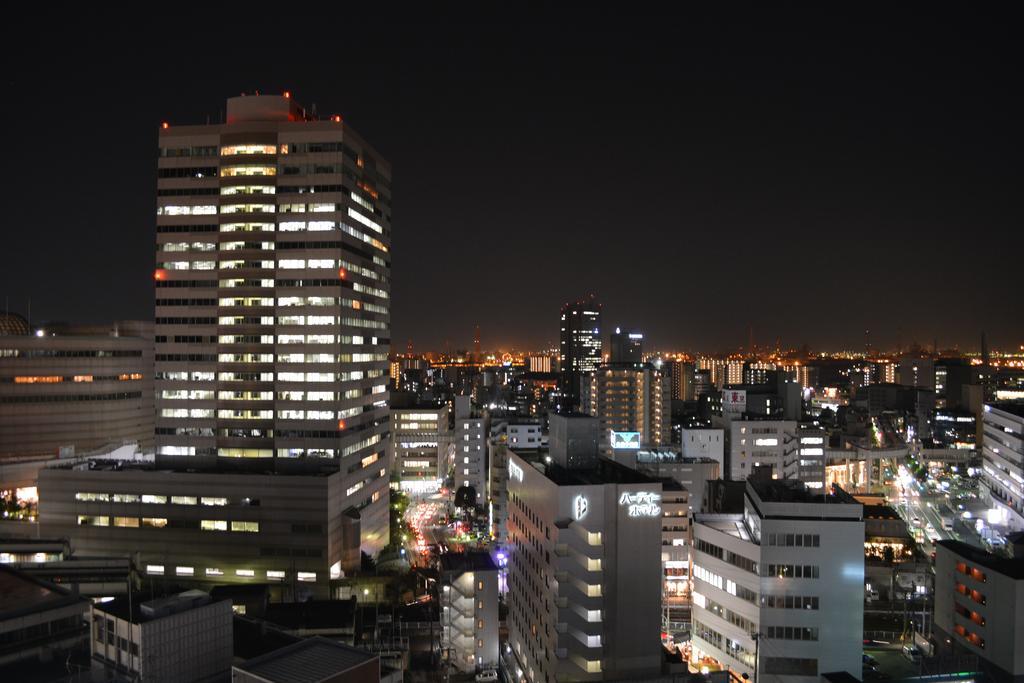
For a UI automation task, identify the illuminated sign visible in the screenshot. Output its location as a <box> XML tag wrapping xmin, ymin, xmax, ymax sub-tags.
<box><xmin>573</xmin><ymin>495</ymin><xmax>589</xmax><ymax>520</ymax></box>
<box><xmin>610</xmin><ymin>430</ymin><xmax>641</xmax><ymax>450</ymax></box>
<box><xmin>619</xmin><ymin>491</ymin><xmax>661</xmax><ymax>517</ymax></box>
<box><xmin>509</xmin><ymin>461</ymin><xmax>524</xmax><ymax>483</ymax></box>
<box><xmin>723</xmin><ymin>389</ymin><xmax>746</xmax><ymax>413</ymax></box>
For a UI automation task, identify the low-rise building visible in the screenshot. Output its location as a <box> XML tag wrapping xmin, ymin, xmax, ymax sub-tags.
<box><xmin>0</xmin><ymin>317</ymin><xmax>153</xmax><ymax>474</ymax></box>
<box><xmin>38</xmin><ymin>459</ymin><xmax>373</xmax><ymax>600</ymax></box>
<box><xmin>233</xmin><ymin>635</ymin><xmax>401</xmax><ymax>683</ymax></box>
<box><xmin>681</xmin><ymin>427</ymin><xmax>724</xmax><ymax>469</ymax></box>
<box><xmin>0</xmin><ymin>564</ymin><xmax>89</xmax><ymax>668</ymax></box>
<box><xmin>90</xmin><ymin>589</ymin><xmax>232</xmax><ymax>682</ymax></box>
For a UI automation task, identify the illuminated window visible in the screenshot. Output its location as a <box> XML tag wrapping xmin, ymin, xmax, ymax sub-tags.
<box><xmin>176</xmin><ymin>566</ymin><xmax>194</xmax><ymax>576</ymax></box>
<box><xmin>147</xmin><ymin>565</ymin><xmax>165</xmax><ymax>575</ymax></box>
<box><xmin>77</xmin><ymin>515</ymin><xmax>109</xmax><ymax>526</ymax></box>
<box><xmin>267</xmin><ymin>570</ymin><xmax>285</xmax><ymax>580</ymax></box>
<box><xmin>236</xmin><ymin>569</ymin><xmax>255</xmax><ymax>577</ymax></box>
<box><xmin>142</xmin><ymin>495</ymin><xmax>167</xmax><ymax>504</ymax></box>
<box><xmin>297</xmin><ymin>572</ymin><xmax>317</xmax><ymax>582</ymax></box>
<box><xmin>221</xmin><ymin>144</ymin><xmax>276</xmax><ymax>156</ymax></box>
<box><xmin>113</xmin><ymin>517</ymin><xmax>139</xmax><ymax>528</ymax></box>
<box><xmin>230</xmin><ymin>521</ymin><xmax>259</xmax><ymax>533</ymax></box>
<box><xmin>142</xmin><ymin>518</ymin><xmax>167</xmax><ymax>528</ymax></box>
<box><xmin>220</xmin><ymin>165</ymin><xmax>276</xmax><ymax>177</ymax></box>
<box><xmin>201</xmin><ymin>520</ymin><xmax>228</xmax><ymax>531</ymax></box>
<box><xmin>206</xmin><ymin>567</ymin><xmax>223</xmax><ymax>576</ymax></box>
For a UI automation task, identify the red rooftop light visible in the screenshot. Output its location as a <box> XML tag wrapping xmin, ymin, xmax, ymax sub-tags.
<box><xmin>161</xmin><ymin>122</ymin><xmax>169</xmax><ymax>130</ymax></box>
<box><xmin>331</xmin><ymin>115</ymin><xmax>342</xmax><ymax>123</ymax></box>
<box><xmin>338</xmin><ymin>420</ymin><xmax>346</xmax><ymax>430</ymax></box>
<box><xmin>284</xmin><ymin>91</ymin><xmax>291</xmax><ymax>99</ymax></box>
<box><xmin>338</xmin><ymin>268</ymin><xmax>347</xmax><ymax>280</ymax></box>
<box><xmin>154</xmin><ymin>269</ymin><xmax>168</xmax><ymax>281</ymax></box>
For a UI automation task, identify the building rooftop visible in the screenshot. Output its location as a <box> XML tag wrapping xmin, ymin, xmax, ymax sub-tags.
<box><xmin>94</xmin><ymin>589</ymin><xmax>220</xmax><ymax>623</ymax></box>
<box><xmin>439</xmin><ymin>551</ymin><xmax>498</xmax><ymax>573</ymax></box>
<box><xmin>936</xmin><ymin>540</ymin><xmax>1024</xmax><ymax>580</ymax></box>
<box><xmin>988</xmin><ymin>401</ymin><xmax>1024</xmax><ymax>419</ymax></box>
<box><xmin>863</xmin><ymin>504</ymin><xmax>902</xmax><ymax>521</ymax></box>
<box><xmin>0</xmin><ymin>564</ymin><xmax>87</xmax><ymax>621</ymax></box>
<box><xmin>749</xmin><ymin>479</ymin><xmax>858</xmax><ymax>506</ymax></box>
<box><xmin>234</xmin><ymin>635</ymin><xmax>378</xmax><ymax>683</ymax></box>
<box><xmin>531</xmin><ymin>456</ymin><xmax>661</xmax><ymax>487</ymax></box>
<box><xmin>635</xmin><ymin>450</ymin><xmax>718</xmax><ymax>465</ymax></box>
<box><xmin>264</xmin><ymin>598</ymin><xmax>358</xmax><ymax>631</ymax></box>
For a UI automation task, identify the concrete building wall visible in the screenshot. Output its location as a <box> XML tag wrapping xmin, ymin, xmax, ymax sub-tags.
<box><xmin>39</xmin><ymin>466</ymin><xmax>356</xmax><ymax>599</ymax></box>
<box><xmin>0</xmin><ymin>328</ymin><xmax>153</xmax><ymax>463</ymax></box>
<box><xmin>934</xmin><ymin>543</ymin><xmax>1024</xmax><ymax>680</ymax></box>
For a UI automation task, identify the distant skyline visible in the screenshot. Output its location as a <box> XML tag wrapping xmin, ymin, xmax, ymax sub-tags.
<box><xmin>2</xmin><ymin>7</ymin><xmax>1020</xmax><ymax>352</ymax></box>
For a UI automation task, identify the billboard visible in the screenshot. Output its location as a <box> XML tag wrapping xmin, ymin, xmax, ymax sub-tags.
<box><xmin>610</xmin><ymin>430</ymin><xmax>641</xmax><ymax>450</ymax></box>
<box><xmin>723</xmin><ymin>389</ymin><xmax>747</xmax><ymax>414</ymax></box>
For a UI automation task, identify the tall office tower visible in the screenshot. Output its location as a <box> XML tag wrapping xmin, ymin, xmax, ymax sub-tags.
<box><xmin>608</xmin><ymin>327</ymin><xmax>643</xmax><ymax>364</ymax></box>
<box><xmin>506</xmin><ymin>452</ymin><xmax>664</xmax><ymax>682</ymax></box>
<box><xmin>691</xmin><ymin>480</ymin><xmax>864</xmax><ymax>683</ymax></box>
<box><xmin>583</xmin><ymin>364</ymin><xmax>671</xmax><ymax>458</ymax></box>
<box><xmin>154</xmin><ymin>94</ymin><xmax>391</xmax><ymax>541</ymax></box>
<box><xmin>558</xmin><ymin>295</ymin><xmax>602</xmax><ymax>410</ymax></box>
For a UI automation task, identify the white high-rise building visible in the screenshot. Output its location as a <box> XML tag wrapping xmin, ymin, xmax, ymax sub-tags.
<box><xmin>691</xmin><ymin>480</ymin><xmax>864</xmax><ymax>683</ymax></box>
<box><xmin>506</xmin><ymin>453</ymin><xmax>664</xmax><ymax>682</ymax></box>
<box><xmin>154</xmin><ymin>93</ymin><xmax>391</xmax><ymax>549</ymax></box>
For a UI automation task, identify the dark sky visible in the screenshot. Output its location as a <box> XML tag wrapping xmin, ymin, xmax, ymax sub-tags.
<box><xmin>2</xmin><ymin>7</ymin><xmax>1020</xmax><ymax>353</ymax></box>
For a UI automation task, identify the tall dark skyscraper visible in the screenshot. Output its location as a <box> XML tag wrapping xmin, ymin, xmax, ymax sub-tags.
<box><xmin>609</xmin><ymin>327</ymin><xmax>644</xmax><ymax>364</ymax></box>
<box><xmin>558</xmin><ymin>295</ymin><xmax>602</xmax><ymax>409</ymax></box>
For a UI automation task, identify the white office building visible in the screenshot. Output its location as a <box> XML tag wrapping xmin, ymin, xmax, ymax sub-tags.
<box><xmin>981</xmin><ymin>402</ymin><xmax>1024</xmax><ymax>531</ymax></box>
<box><xmin>681</xmin><ymin>428</ymin><xmax>725</xmax><ymax>468</ymax></box>
<box><xmin>691</xmin><ymin>480</ymin><xmax>864</xmax><ymax>683</ymax></box>
<box><xmin>391</xmin><ymin>405</ymin><xmax>450</xmax><ymax>492</ymax></box>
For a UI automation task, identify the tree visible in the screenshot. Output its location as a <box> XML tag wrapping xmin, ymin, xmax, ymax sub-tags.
<box><xmin>454</xmin><ymin>485</ymin><xmax>477</xmax><ymax>512</ymax></box>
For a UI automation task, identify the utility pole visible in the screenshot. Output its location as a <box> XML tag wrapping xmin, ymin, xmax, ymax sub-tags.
<box><xmin>753</xmin><ymin>631</ymin><xmax>762</xmax><ymax>683</ymax></box>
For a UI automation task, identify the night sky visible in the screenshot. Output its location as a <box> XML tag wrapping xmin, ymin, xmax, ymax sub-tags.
<box><xmin>2</xmin><ymin>7</ymin><xmax>1020</xmax><ymax>353</ymax></box>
